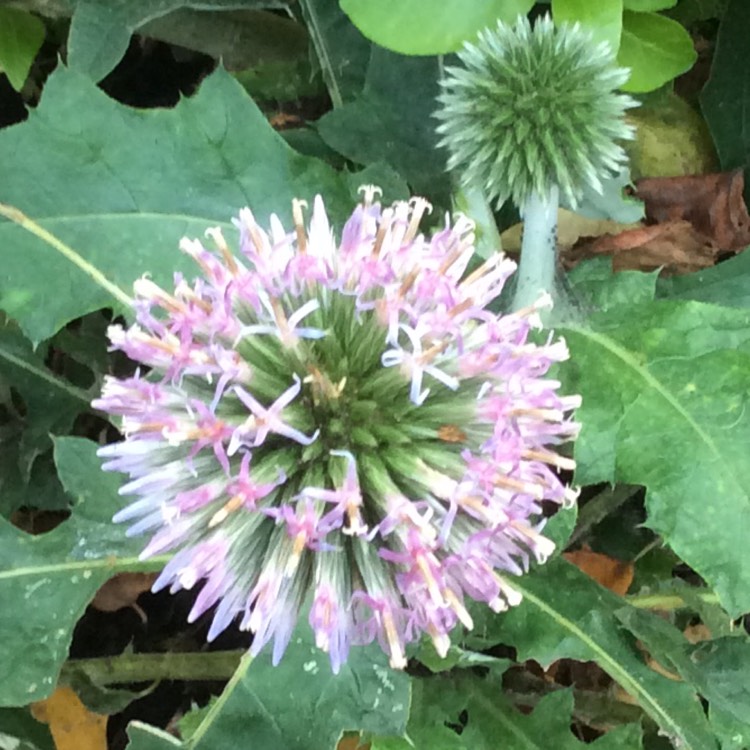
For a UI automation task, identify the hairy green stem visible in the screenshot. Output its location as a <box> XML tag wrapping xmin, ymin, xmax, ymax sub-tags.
<box><xmin>61</xmin><ymin>650</ymin><xmax>244</xmax><ymax>685</ymax></box>
<box><xmin>512</xmin><ymin>187</ymin><xmax>558</xmax><ymax>311</ymax></box>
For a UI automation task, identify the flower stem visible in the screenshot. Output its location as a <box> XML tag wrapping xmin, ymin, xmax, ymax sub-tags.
<box><xmin>60</xmin><ymin>650</ymin><xmax>244</xmax><ymax>685</ymax></box>
<box><xmin>512</xmin><ymin>187</ymin><xmax>558</xmax><ymax>311</ymax></box>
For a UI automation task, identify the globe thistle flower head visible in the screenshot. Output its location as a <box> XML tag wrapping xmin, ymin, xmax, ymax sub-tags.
<box><xmin>94</xmin><ymin>189</ymin><xmax>580</xmax><ymax>671</ymax></box>
<box><xmin>435</xmin><ymin>15</ymin><xmax>637</xmax><ymax>209</ymax></box>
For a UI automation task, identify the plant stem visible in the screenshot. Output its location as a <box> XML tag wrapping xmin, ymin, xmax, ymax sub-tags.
<box><xmin>627</xmin><ymin>590</ymin><xmax>720</xmax><ymax>611</ymax></box>
<box><xmin>568</xmin><ymin>484</ymin><xmax>641</xmax><ymax>547</ymax></box>
<box><xmin>60</xmin><ymin>650</ymin><xmax>244</xmax><ymax>685</ymax></box>
<box><xmin>512</xmin><ymin>187</ymin><xmax>559</xmax><ymax>311</ymax></box>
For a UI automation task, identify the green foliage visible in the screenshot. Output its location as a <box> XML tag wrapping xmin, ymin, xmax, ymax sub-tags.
<box><xmin>0</xmin><ymin>437</ymin><xmax>149</xmax><ymax>707</ymax></box>
<box><xmin>67</xmin><ymin>0</ymin><xmax>284</xmax><ymax>82</ymax></box>
<box><xmin>658</xmin><ymin>252</ymin><xmax>750</xmax><ymax>308</ymax></box>
<box><xmin>618</xmin><ymin>10</ymin><xmax>697</xmax><ymax>92</ymax></box>
<box><xmin>0</xmin><ymin>2</ymin><xmax>743</xmax><ymax>749</ymax></box>
<box><xmin>338</xmin><ymin>0</ymin><xmax>535</xmax><ymax>56</ymax></box>
<box><xmin>372</xmin><ymin>679</ymin><xmax>642</xmax><ymax>749</ymax></box>
<box><xmin>0</xmin><ymin>7</ymin><xmax>45</xmax><ymax>92</ymax></box>
<box><xmin>317</xmin><ymin>49</ymin><xmax>447</xmax><ymax>200</ymax></box>
<box><xmin>700</xmin><ymin>0</ymin><xmax>750</xmax><ymax>172</ymax></box>
<box><xmin>175</xmin><ymin>641</ymin><xmax>410</xmax><ymax>750</ymax></box>
<box><xmin>563</xmin><ymin>269</ymin><xmax>750</xmax><ymax>617</ymax></box>
<box><xmin>552</xmin><ymin>0</ymin><xmax>623</xmax><ymax>52</ymax></box>
<box><xmin>467</xmin><ymin>559</ymin><xmax>717</xmax><ymax>749</ymax></box>
<box><xmin>0</xmin><ymin>65</ymin><xmax>356</xmax><ymax>345</ymax></box>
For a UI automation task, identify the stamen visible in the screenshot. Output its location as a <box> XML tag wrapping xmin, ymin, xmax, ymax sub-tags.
<box><xmin>208</xmin><ymin>495</ymin><xmax>244</xmax><ymax>528</ymax></box>
<box><xmin>357</xmin><ymin>184</ymin><xmax>382</xmax><ymax>207</ymax></box>
<box><xmin>206</xmin><ymin>227</ymin><xmax>239</xmax><ymax>275</ymax></box>
<box><xmin>383</xmin><ymin>610</ymin><xmax>407</xmax><ymax>669</ymax></box>
<box><xmin>444</xmin><ymin>589</ymin><xmax>474</xmax><ymax>629</ymax></box>
<box><xmin>292</xmin><ymin>198</ymin><xmax>308</xmax><ymax>254</ymax></box>
<box><xmin>372</xmin><ymin>208</ymin><xmax>394</xmax><ymax>258</ymax></box>
<box><xmin>241</xmin><ymin>209</ymin><xmax>268</xmax><ymax>256</ymax></box>
<box><xmin>493</xmin><ymin>474</ymin><xmax>546</xmax><ymax>500</ymax></box>
<box><xmin>521</xmin><ymin>449</ymin><xmax>576</xmax><ymax>471</ymax></box>
<box><xmin>403</xmin><ymin>197</ymin><xmax>433</xmax><ymax>243</ymax></box>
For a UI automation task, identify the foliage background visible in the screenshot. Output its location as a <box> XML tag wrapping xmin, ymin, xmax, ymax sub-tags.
<box><xmin>0</xmin><ymin>0</ymin><xmax>748</xmax><ymax>748</ymax></box>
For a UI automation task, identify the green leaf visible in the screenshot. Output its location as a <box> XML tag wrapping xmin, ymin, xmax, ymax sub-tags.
<box><xmin>616</xmin><ymin>612</ymin><xmax>750</xmax><ymax>746</ymax></box>
<box><xmin>0</xmin><ymin>8</ymin><xmax>45</xmax><ymax>92</ymax></box>
<box><xmin>179</xmin><ymin>638</ymin><xmax>410</xmax><ymax>750</ymax></box>
<box><xmin>657</xmin><ymin>252</ymin><xmax>750</xmax><ymax>308</ymax></box>
<box><xmin>569</xmin><ymin>258</ymin><xmax>658</xmax><ymax>312</ymax></box>
<box><xmin>560</xmin><ymin>297</ymin><xmax>750</xmax><ymax>616</ymax></box>
<box><xmin>0</xmin><ymin>325</ymin><xmax>90</xmax><ymax>515</ymax></box>
<box><xmin>552</xmin><ymin>0</ymin><xmax>623</xmax><ymax>54</ymax></box>
<box><xmin>0</xmin><ymin>708</ymin><xmax>55</xmax><ymax>750</ymax></box>
<box><xmin>686</xmin><ymin>636</ymin><xmax>750</xmax><ymax>730</ymax></box>
<box><xmin>563</xmin><ymin>168</ymin><xmax>645</xmax><ymax>224</ymax></box>
<box><xmin>126</xmin><ymin>723</ymin><xmax>183</xmax><ymax>750</ymax></box>
<box><xmin>338</xmin><ymin>0</ymin><xmax>535</xmax><ymax>56</ymax></box>
<box><xmin>494</xmin><ymin>558</ymin><xmax>717</xmax><ymax>749</ymax></box>
<box><xmin>299</xmin><ymin>0</ymin><xmax>371</xmax><ymax>108</ymax></box>
<box><xmin>618</xmin><ymin>10</ymin><xmax>697</xmax><ymax>92</ymax></box>
<box><xmin>700</xmin><ymin>0</ymin><xmax>750</xmax><ymax>171</ymax></box>
<box><xmin>0</xmin><ymin>437</ymin><xmax>155</xmax><ymax>707</ymax></box>
<box><xmin>316</xmin><ymin>49</ymin><xmax>447</xmax><ymax>198</ymax></box>
<box><xmin>0</xmin><ymin>65</ymin><xmax>352</xmax><ymax>345</ymax></box>
<box><xmin>142</xmin><ymin>9</ymin><xmax>309</xmax><ymax>74</ymax></box>
<box><xmin>624</xmin><ymin>0</ymin><xmax>677</xmax><ymax>10</ymax></box>
<box><xmin>67</xmin><ymin>0</ymin><xmax>282</xmax><ymax>81</ymax></box>
<box><xmin>374</xmin><ymin>675</ymin><xmax>642</xmax><ymax>750</ymax></box>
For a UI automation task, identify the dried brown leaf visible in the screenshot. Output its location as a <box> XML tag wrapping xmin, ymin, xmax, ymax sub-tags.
<box><xmin>635</xmin><ymin>169</ymin><xmax>750</xmax><ymax>252</ymax></box>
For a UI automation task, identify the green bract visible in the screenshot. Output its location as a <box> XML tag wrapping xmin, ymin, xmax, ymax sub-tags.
<box><xmin>435</xmin><ymin>15</ymin><xmax>636</xmax><ymax>209</ymax></box>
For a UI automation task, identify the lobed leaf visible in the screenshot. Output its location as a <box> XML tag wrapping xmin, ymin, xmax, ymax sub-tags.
<box><xmin>0</xmin><ymin>65</ymin><xmax>352</xmax><ymax>345</ymax></box>
<box><xmin>560</xmin><ymin>284</ymin><xmax>750</xmax><ymax>617</ymax></box>
<box><xmin>0</xmin><ymin>437</ymin><xmax>156</xmax><ymax>707</ymax></box>
<box><xmin>486</xmin><ymin>558</ymin><xmax>717</xmax><ymax>749</ymax></box>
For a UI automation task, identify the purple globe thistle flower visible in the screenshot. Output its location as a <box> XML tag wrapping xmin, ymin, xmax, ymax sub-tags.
<box><xmin>94</xmin><ymin>188</ymin><xmax>580</xmax><ymax>672</ymax></box>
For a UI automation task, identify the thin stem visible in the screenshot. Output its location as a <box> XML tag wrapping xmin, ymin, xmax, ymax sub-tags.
<box><xmin>568</xmin><ymin>484</ymin><xmax>641</xmax><ymax>547</ymax></box>
<box><xmin>512</xmin><ymin>187</ymin><xmax>558</xmax><ymax>311</ymax></box>
<box><xmin>0</xmin><ymin>203</ymin><xmax>133</xmax><ymax>308</ymax></box>
<box><xmin>61</xmin><ymin>650</ymin><xmax>244</xmax><ymax>685</ymax></box>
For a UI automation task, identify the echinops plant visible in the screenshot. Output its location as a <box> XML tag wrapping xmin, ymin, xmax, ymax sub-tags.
<box><xmin>94</xmin><ymin>188</ymin><xmax>580</xmax><ymax>671</ymax></box>
<box><xmin>435</xmin><ymin>15</ymin><xmax>636</xmax><ymax>310</ymax></box>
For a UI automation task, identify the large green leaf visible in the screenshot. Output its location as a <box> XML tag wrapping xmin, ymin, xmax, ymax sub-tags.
<box><xmin>560</xmin><ymin>289</ymin><xmax>750</xmax><ymax>617</ymax></box>
<box><xmin>0</xmin><ymin>65</ymin><xmax>353</xmax><ymax>345</ymax></box>
<box><xmin>0</xmin><ymin>437</ymin><xmax>156</xmax><ymax>707</ymax></box>
<box><xmin>67</xmin><ymin>0</ymin><xmax>282</xmax><ymax>81</ymax></box>
<box><xmin>338</xmin><ymin>0</ymin><xmax>535</xmax><ymax>56</ymax></box>
<box><xmin>153</xmin><ymin>638</ymin><xmax>410</xmax><ymax>750</ymax></box>
<box><xmin>700</xmin><ymin>0</ymin><xmax>750</xmax><ymax>171</ymax></box>
<box><xmin>487</xmin><ymin>558</ymin><xmax>717</xmax><ymax>749</ymax></box>
<box><xmin>657</xmin><ymin>252</ymin><xmax>750</xmax><ymax>309</ymax></box>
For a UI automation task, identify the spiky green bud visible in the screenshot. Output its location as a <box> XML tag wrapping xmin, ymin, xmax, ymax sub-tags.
<box><xmin>436</xmin><ymin>15</ymin><xmax>636</xmax><ymax>209</ymax></box>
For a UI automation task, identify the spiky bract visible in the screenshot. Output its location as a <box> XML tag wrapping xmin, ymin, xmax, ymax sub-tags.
<box><xmin>435</xmin><ymin>15</ymin><xmax>636</xmax><ymax>208</ymax></box>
